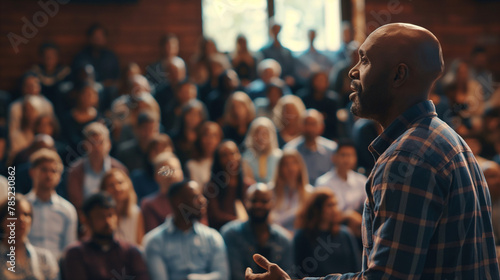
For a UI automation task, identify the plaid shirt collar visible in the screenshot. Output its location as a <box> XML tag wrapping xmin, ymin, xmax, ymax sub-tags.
<box><xmin>369</xmin><ymin>100</ymin><xmax>437</xmax><ymax>161</ymax></box>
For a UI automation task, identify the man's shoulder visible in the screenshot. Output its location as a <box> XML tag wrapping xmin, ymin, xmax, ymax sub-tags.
<box><xmin>317</xmin><ymin>137</ymin><xmax>338</xmax><ymax>151</ymax></box>
<box><xmin>315</xmin><ymin>170</ymin><xmax>336</xmax><ymax>186</ymax></box>
<box><xmin>390</xmin><ymin>116</ymin><xmax>465</xmax><ymax>166</ymax></box>
<box><xmin>283</xmin><ymin>136</ymin><xmax>305</xmax><ymax>150</ymax></box>
<box><xmin>142</xmin><ymin>223</ymin><xmax>167</xmax><ymax>247</ymax></box>
<box><xmin>269</xmin><ymin>223</ymin><xmax>292</xmax><ymax>242</ymax></box>
<box><xmin>54</xmin><ymin>195</ymin><xmax>78</xmax><ymax>215</ymax></box>
<box><xmin>220</xmin><ymin>220</ymin><xmax>244</xmax><ymax>236</ymax></box>
<box><xmin>63</xmin><ymin>240</ymin><xmax>86</xmax><ymax>256</ymax></box>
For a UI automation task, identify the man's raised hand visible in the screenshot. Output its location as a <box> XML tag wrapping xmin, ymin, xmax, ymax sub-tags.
<box><xmin>245</xmin><ymin>254</ymin><xmax>292</xmax><ymax>280</ymax></box>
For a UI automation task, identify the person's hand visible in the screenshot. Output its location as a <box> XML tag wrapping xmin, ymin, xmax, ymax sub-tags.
<box><xmin>245</xmin><ymin>254</ymin><xmax>291</xmax><ymax>280</ymax></box>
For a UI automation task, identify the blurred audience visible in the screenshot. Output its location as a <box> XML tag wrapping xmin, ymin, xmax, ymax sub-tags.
<box><xmin>242</xmin><ymin>117</ymin><xmax>282</xmax><ymax>183</ymax></box>
<box><xmin>187</xmin><ymin>121</ymin><xmax>223</xmax><ymax>188</ymax></box>
<box><xmin>26</xmin><ymin>149</ymin><xmax>77</xmax><ymax>259</ymax></box>
<box><xmin>62</xmin><ymin>192</ymin><xmax>149</xmax><ymax>280</ymax></box>
<box><xmin>141</xmin><ymin>152</ymin><xmax>184</xmax><ymax>233</ymax></box>
<box><xmin>0</xmin><ymin>194</ymin><xmax>59</xmax><ymax>280</ymax></box>
<box><xmin>143</xmin><ymin>180</ymin><xmax>229</xmax><ymax>280</ymax></box>
<box><xmin>293</xmin><ymin>188</ymin><xmax>361</xmax><ymax>277</ymax></box>
<box><xmin>284</xmin><ymin>109</ymin><xmax>336</xmax><ymax>183</ymax></box>
<box><xmin>205</xmin><ymin>140</ymin><xmax>253</xmax><ymax>230</ymax></box>
<box><xmin>221</xmin><ymin>183</ymin><xmax>292</xmax><ymax>280</ymax></box>
<box><xmin>67</xmin><ymin>122</ymin><xmax>127</xmax><ymax>214</ymax></box>
<box><xmin>100</xmin><ymin>168</ymin><xmax>144</xmax><ymax>245</ymax></box>
<box><xmin>269</xmin><ymin>149</ymin><xmax>313</xmax><ymax>232</ymax></box>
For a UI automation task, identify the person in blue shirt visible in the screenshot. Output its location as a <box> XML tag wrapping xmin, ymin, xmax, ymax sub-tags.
<box><xmin>143</xmin><ymin>180</ymin><xmax>229</xmax><ymax>280</ymax></box>
<box><xmin>26</xmin><ymin>148</ymin><xmax>77</xmax><ymax>259</ymax></box>
<box><xmin>221</xmin><ymin>183</ymin><xmax>293</xmax><ymax>280</ymax></box>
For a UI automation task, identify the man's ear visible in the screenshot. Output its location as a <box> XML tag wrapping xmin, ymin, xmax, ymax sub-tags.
<box><xmin>393</xmin><ymin>63</ymin><xmax>409</xmax><ymax>87</ymax></box>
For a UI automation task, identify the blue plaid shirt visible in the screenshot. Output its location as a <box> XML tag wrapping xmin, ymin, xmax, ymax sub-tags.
<box><xmin>307</xmin><ymin>101</ymin><xmax>500</xmax><ymax>280</ymax></box>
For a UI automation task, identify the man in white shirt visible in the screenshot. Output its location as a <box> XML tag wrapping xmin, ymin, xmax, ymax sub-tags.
<box><xmin>26</xmin><ymin>148</ymin><xmax>78</xmax><ymax>259</ymax></box>
<box><xmin>315</xmin><ymin>139</ymin><xmax>366</xmax><ymax>238</ymax></box>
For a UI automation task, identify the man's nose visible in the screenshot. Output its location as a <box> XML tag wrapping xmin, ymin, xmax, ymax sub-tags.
<box><xmin>348</xmin><ymin>66</ymin><xmax>359</xmax><ymax>80</ymax></box>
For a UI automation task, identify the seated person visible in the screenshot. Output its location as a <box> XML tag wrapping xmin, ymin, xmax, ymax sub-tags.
<box><xmin>221</xmin><ymin>183</ymin><xmax>293</xmax><ymax>280</ymax></box>
<box><xmin>115</xmin><ymin>112</ymin><xmax>160</xmax><ymax>173</ymax></box>
<box><xmin>0</xmin><ymin>194</ymin><xmax>59</xmax><ymax>280</ymax></box>
<box><xmin>100</xmin><ymin>168</ymin><xmax>144</xmax><ymax>245</ymax></box>
<box><xmin>131</xmin><ymin>133</ymin><xmax>174</xmax><ymax>201</ymax></box>
<box><xmin>242</xmin><ymin>117</ymin><xmax>282</xmax><ymax>183</ymax></box>
<box><xmin>269</xmin><ymin>149</ymin><xmax>313</xmax><ymax>232</ymax></box>
<box><xmin>293</xmin><ymin>188</ymin><xmax>361</xmax><ymax>277</ymax></box>
<box><xmin>315</xmin><ymin>140</ymin><xmax>367</xmax><ymax>238</ymax></box>
<box><xmin>284</xmin><ymin>109</ymin><xmax>337</xmax><ymax>183</ymax></box>
<box><xmin>67</xmin><ymin>122</ymin><xmax>127</xmax><ymax>215</ymax></box>
<box><xmin>143</xmin><ymin>180</ymin><xmax>229</xmax><ymax>280</ymax></box>
<box><xmin>62</xmin><ymin>192</ymin><xmax>149</xmax><ymax>280</ymax></box>
<box><xmin>140</xmin><ymin>152</ymin><xmax>184</xmax><ymax>233</ymax></box>
<box><xmin>205</xmin><ymin>141</ymin><xmax>253</xmax><ymax>230</ymax></box>
<box><xmin>26</xmin><ymin>149</ymin><xmax>77</xmax><ymax>259</ymax></box>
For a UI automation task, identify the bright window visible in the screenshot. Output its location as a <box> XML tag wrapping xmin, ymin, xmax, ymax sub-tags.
<box><xmin>202</xmin><ymin>0</ymin><xmax>342</xmax><ymax>53</ymax></box>
<box><xmin>274</xmin><ymin>0</ymin><xmax>342</xmax><ymax>53</ymax></box>
<box><xmin>202</xmin><ymin>0</ymin><xmax>269</xmax><ymax>52</ymax></box>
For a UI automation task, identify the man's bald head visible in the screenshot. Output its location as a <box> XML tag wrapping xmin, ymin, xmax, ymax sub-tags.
<box><xmin>368</xmin><ymin>23</ymin><xmax>444</xmax><ymax>84</ymax></box>
<box><xmin>348</xmin><ymin>23</ymin><xmax>444</xmax><ymax>128</ymax></box>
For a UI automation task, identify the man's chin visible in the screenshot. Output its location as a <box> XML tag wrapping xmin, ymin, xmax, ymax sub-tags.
<box><xmin>350</xmin><ymin>102</ymin><xmax>363</xmax><ymax>117</ymax></box>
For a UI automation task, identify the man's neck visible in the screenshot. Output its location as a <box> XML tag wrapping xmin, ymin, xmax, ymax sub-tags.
<box><xmin>88</xmin><ymin>155</ymin><xmax>105</xmax><ymax>173</ymax></box>
<box><xmin>304</xmin><ymin>137</ymin><xmax>318</xmax><ymax>151</ymax></box>
<box><xmin>378</xmin><ymin>98</ymin><xmax>427</xmax><ymax>129</ymax></box>
<box><xmin>91</xmin><ymin>234</ymin><xmax>114</xmax><ymax>248</ymax></box>
<box><xmin>173</xmin><ymin>215</ymin><xmax>193</xmax><ymax>232</ymax></box>
<box><xmin>250</xmin><ymin>221</ymin><xmax>270</xmax><ymax>245</ymax></box>
<box><xmin>335</xmin><ymin>168</ymin><xmax>349</xmax><ymax>181</ymax></box>
<box><xmin>34</xmin><ymin>187</ymin><xmax>54</xmax><ymax>202</ymax></box>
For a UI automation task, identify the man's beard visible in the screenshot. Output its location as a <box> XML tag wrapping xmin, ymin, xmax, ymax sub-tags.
<box><xmin>350</xmin><ymin>85</ymin><xmax>392</xmax><ymax>121</ymax></box>
<box><xmin>248</xmin><ymin>212</ymin><xmax>269</xmax><ymax>224</ymax></box>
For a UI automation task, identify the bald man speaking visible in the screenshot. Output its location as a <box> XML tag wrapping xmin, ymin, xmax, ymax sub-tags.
<box><xmin>245</xmin><ymin>23</ymin><xmax>500</xmax><ymax>280</ymax></box>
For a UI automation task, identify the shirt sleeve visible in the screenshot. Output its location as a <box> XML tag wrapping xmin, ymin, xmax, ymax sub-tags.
<box><xmin>63</xmin><ymin>203</ymin><xmax>78</xmax><ymax>253</ymax></box>
<box><xmin>208</xmin><ymin>230</ymin><xmax>230</xmax><ymax>280</ymax></box>
<box><xmin>143</xmin><ymin>235</ymin><xmax>169</xmax><ymax>280</ymax></box>
<box><xmin>305</xmin><ymin>151</ymin><xmax>448</xmax><ymax>280</ymax></box>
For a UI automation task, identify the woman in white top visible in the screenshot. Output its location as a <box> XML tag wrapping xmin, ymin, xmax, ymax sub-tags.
<box><xmin>100</xmin><ymin>168</ymin><xmax>144</xmax><ymax>245</ymax></box>
<box><xmin>270</xmin><ymin>149</ymin><xmax>313</xmax><ymax>233</ymax></box>
<box><xmin>242</xmin><ymin>117</ymin><xmax>282</xmax><ymax>183</ymax></box>
<box><xmin>186</xmin><ymin>121</ymin><xmax>223</xmax><ymax>189</ymax></box>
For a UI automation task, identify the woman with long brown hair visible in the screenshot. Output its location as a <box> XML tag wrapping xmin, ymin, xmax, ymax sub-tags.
<box><xmin>100</xmin><ymin>168</ymin><xmax>144</xmax><ymax>245</ymax></box>
<box><xmin>269</xmin><ymin>149</ymin><xmax>312</xmax><ymax>232</ymax></box>
<box><xmin>0</xmin><ymin>194</ymin><xmax>58</xmax><ymax>280</ymax></box>
<box><xmin>293</xmin><ymin>188</ymin><xmax>361</xmax><ymax>277</ymax></box>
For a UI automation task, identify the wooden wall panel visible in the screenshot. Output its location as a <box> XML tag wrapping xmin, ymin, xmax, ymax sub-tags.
<box><xmin>0</xmin><ymin>0</ymin><xmax>202</xmax><ymax>91</ymax></box>
<box><xmin>1</xmin><ymin>0</ymin><xmax>499</xmax><ymax>92</ymax></box>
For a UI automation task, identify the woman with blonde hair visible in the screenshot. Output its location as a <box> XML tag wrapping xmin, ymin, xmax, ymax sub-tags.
<box><xmin>100</xmin><ymin>168</ymin><xmax>144</xmax><ymax>245</ymax></box>
<box><xmin>222</xmin><ymin>91</ymin><xmax>256</xmax><ymax>146</ymax></box>
<box><xmin>242</xmin><ymin>117</ymin><xmax>282</xmax><ymax>183</ymax></box>
<box><xmin>272</xmin><ymin>95</ymin><xmax>306</xmax><ymax>147</ymax></box>
<box><xmin>270</xmin><ymin>149</ymin><xmax>312</xmax><ymax>232</ymax></box>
